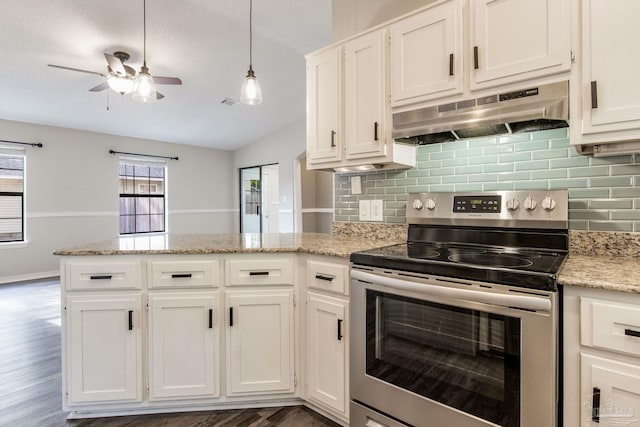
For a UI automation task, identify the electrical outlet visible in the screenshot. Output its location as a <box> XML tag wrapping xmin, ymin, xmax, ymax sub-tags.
<box><xmin>371</xmin><ymin>200</ymin><xmax>383</xmax><ymax>221</ymax></box>
<box><xmin>359</xmin><ymin>200</ymin><xmax>371</xmax><ymax>221</ymax></box>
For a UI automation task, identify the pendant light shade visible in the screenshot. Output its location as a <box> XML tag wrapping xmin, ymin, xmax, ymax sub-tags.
<box><xmin>240</xmin><ymin>0</ymin><xmax>262</xmax><ymax>105</ymax></box>
<box><xmin>133</xmin><ymin>0</ymin><xmax>157</xmax><ymax>102</ymax></box>
<box><xmin>132</xmin><ymin>64</ymin><xmax>156</xmax><ymax>102</ymax></box>
<box><xmin>107</xmin><ymin>75</ymin><xmax>134</xmax><ymax>95</ymax></box>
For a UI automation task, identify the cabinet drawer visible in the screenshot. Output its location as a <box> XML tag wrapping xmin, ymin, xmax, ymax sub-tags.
<box><xmin>148</xmin><ymin>260</ymin><xmax>219</xmax><ymax>288</ymax></box>
<box><xmin>307</xmin><ymin>260</ymin><xmax>348</xmax><ymax>295</ymax></box>
<box><xmin>66</xmin><ymin>261</ymin><xmax>142</xmax><ymax>290</ymax></box>
<box><xmin>581</xmin><ymin>297</ymin><xmax>640</xmax><ymax>357</ymax></box>
<box><xmin>226</xmin><ymin>258</ymin><xmax>295</xmax><ymax>286</ymax></box>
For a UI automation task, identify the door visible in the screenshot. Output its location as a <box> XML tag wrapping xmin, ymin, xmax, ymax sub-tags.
<box><xmin>390</xmin><ymin>0</ymin><xmax>463</xmax><ymax>106</ymax></box>
<box><xmin>226</xmin><ymin>289</ymin><xmax>294</xmax><ymax>395</ymax></box>
<box><xmin>148</xmin><ymin>292</ymin><xmax>219</xmax><ymax>400</ymax></box>
<box><xmin>66</xmin><ymin>294</ymin><xmax>142</xmax><ymax>404</ymax></box>
<box><xmin>470</xmin><ymin>0</ymin><xmax>570</xmax><ymax>90</ymax></box>
<box><xmin>344</xmin><ymin>30</ymin><xmax>387</xmax><ymax>159</ymax></box>
<box><xmin>581</xmin><ymin>0</ymin><xmax>640</xmax><ymax>133</ymax></box>
<box><xmin>306</xmin><ymin>46</ymin><xmax>343</xmax><ymax>165</ymax></box>
<box><xmin>307</xmin><ymin>292</ymin><xmax>347</xmax><ymax>416</ymax></box>
<box><xmin>239</xmin><ymin>164</ymin><xmax>279</xmax><ymax>233</ymax></box>
<box><xmin>580</xmin><ymin>353</ymin><xmax>640</xmax><ymax>426</ymax></box>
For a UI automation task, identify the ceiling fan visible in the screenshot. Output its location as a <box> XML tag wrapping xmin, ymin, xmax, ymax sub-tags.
<box><xmin>47</xmin><ymin>1</ymin><xmax>181</xmax><ymax>101</ymax></box>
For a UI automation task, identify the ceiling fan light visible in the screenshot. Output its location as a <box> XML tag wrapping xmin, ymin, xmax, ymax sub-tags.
<box><xmin>132</xmin><ymin>71</ymin><xmax>157</xmax><ymax>102</ymax></box>
<box><xmin>240</xmin><ymin>69</ymin><xmax>262</xmax><ymax>105</ymax></box>
<box><xmin>107</xmin><ymin>75</ymin><xmax>134</xmax><ymax>95</ymax></box>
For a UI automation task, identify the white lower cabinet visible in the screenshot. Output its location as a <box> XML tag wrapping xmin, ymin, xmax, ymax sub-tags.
<box><xmin>225</xmin><ymin>289</ymin><xmax>295</xmax><ymax>395</ymax></box>
<box><xmin>564</xmin><ymin>286</ymin><xmax>640</xmax><ymax>427</ymax></box>
<box><xmin>147</xmin><ymin>292</ymin><xmax>220</xmax><ymax>400</ymax></box>
<box><xmin>66</xmin><ymin>293</ymin><xmax>142</xmax><ymax>404</ymax></box>
<box><xmin>306</xmin><ymin>292</ymin><xmax>347</xmax><ymax>417</ymax></box>
<box><xmin>580</xmin><ymin>354</ymin><xmax>640</xmax><ymax>425</ymax></box>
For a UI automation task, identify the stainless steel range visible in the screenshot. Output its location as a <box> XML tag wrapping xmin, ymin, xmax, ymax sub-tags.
<box><xmin>349</xmin><ymin>190</ymin><xmax>568</xmax><ymax>427</ymax></box>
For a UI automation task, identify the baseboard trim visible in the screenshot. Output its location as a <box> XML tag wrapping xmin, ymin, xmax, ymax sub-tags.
<box><xmin>0</xmin><ymin>271</ymin><xmax>59</xmax><ymax>285</ymax></box>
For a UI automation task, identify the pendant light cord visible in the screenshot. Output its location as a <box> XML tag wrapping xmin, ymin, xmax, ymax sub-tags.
<box><xmin>142</xmin><ymin>0</ymin><xmax>147</xmax><ymax>66</ymax></box>
<box><xmin>249</xmin><ymin>0</ymin><xmax>253</xmax><ymax>71</ymax></box>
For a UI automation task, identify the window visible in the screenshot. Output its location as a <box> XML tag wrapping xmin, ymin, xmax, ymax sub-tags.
<box><xmin>119</xmin><ymin>160</ymin><xmax>166</xmax><ymax>234</ymax></box>
<box><xmin>0</xmin><ymin>154</ymin><xmax>25</xmax><ymax>242</ymax></box>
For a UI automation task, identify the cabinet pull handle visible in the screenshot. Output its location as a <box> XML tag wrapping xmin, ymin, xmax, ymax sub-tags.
<box><xmin>473</xmin><ymin>46</ymin><xmax>479</xmax><ymax>70</ymax></box>
<box><xmin>90</xmin><ymin>275</ymin><xmax>112</xmax><ymax>280</ymax></box>
<box><xmin>591</xmin><ymin>81</ymin><xmax>598</xmax><ymax>109</ymax></box>
<box><xmin>229</xmin><ymin>307</ymin><xmax>234</xmax><ymax>327</ymax></box>
<box><xmin>128</xmin><ymin>310</ymin><xmax>133</xmax><ymax>331</ymax></box>
<box><xmin>337</xmin><ymin>319</ymin><xmax>343</xmax><ymax>341</ymax></box>
<box><xmin>249</xmin><ymin>271</ymin><xmax>269</xmax><ymax>276</ymax></box>
<box><xmin>592</xmin><ymin>387</ymin><xmax>601</xmax><ymax>422</ymax></box>
<box><xmin>625</xmin><ymin>328</ymin><xmax>640</xmax><ymax>338</ymax></box>
<box><xmin>171</xmin><ymin>273</ymin><xmax>192</xmax><ymax>278</ymax></box>
<box><xmin>315</xmin><ymin>274</ymin><xmax>335</xmax><ymax>282</ymax></box>
<box><xmin>331</xmin><ymin>130</ymin><xmax>336</xmax><ymax>148</ymax></box>
<box><xmin>449</xmin><ymin>53</ymin><xmax>454</xmax><ymax>76</ymax></box>
<box><xmin>208</xmin><ymin>309</ymin><xmax>213</xmax><ymax>329</ymax></box>
<box><xmin>374</xmin><ymin>122</ymin><xmax>379</xmax><ymax>141</ymax></box>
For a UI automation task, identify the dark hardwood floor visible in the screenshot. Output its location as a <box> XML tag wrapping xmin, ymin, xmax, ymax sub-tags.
<box><xmin>0</xmin><ymin>279</ymin><xmax>340</xmax><ymax>427</ymax></box>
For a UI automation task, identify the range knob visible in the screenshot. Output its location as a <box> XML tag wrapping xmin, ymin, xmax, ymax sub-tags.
<box><xmin>523</xmin><ymin>197</ymin><xmax>537</xmax><ymax>211</ymax></box>
<box><xmin>425</xmin><ymin>199</ymin><xmax>436</xmax><ymax>210</ymax></box>
<box><xmin>542</xmin><ymin>196</ymin><xmax>557</xmax><ymax>211</ymax></box>
<box><xmin>506</xmin><ymin>198</ymin><xmax>519</xmax><ymax>211</ymax></box>
<box><xmin>412</xmin><ymin>199</ymin><xmax>423</xmax><ymax>210</ymax></box>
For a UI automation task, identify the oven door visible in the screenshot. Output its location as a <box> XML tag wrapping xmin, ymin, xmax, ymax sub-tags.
<box><xmin>350</xmin><ymin>267</ymin><xmax>558</xmax><ymax>427</ymax></box>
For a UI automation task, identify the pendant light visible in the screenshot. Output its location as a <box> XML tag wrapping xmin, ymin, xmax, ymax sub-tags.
<box><xmin>240</xmin><ymin>0</ymin><xmax>262</xmax><ymax>105</ymax></box>
<box><xmin>132</xmin><ymin>0</ymin><xmax>157</xmax><ymax>102</ymax></box>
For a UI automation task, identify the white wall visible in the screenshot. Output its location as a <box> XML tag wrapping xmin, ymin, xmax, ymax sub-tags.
<box><xmin>332</xmin><ymin>0</ymin><xmax>436</xmax><ymax>41</ymax></box>
<box><xmin>0</xmin><ymin>119</ymin><xmax>234</xmax><ymax>283</ymax></box>
<box><xmin>232</xmin><ymin>119</ymin><xmax>306</xmax><ymax>233</ymax></box>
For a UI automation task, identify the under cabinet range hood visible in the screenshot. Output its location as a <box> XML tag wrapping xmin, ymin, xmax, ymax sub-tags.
<box><xmin>393</xmin><ymin>81</ymin><xmax>569</xmax><ymax>144</ymax></box>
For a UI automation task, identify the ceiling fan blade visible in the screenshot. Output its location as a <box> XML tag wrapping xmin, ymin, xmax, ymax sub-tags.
<box><xmin>104</xmin><ymin>53</ymin><xmax>126</xmax><ymax>76</ymax></box>
<box><xmin>48</xmin><ymin>64</ymin><xmax>106</xmax><ymax>77</ymax></box>
<box><xmin>88</xmin><ymin>82</ymin><xmax>109</xmax><ymax>92</ymax></box>
<box><xmin>154</xmin><ymin>76</ymin><xmax>182</xmax><ymax>85</ymax></box>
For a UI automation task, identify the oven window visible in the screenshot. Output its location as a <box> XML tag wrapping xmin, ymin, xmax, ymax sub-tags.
<box><xmin>365</xmin><ymin>290</ymin><xmax>521</xmax><ymax>427</ymax></box>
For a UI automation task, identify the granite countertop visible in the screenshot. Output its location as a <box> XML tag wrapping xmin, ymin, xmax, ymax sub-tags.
<box><xmin>52</xmin><ymin>232</ymin><xmax>404</xmax><ymax>259</ymax></box>
<box><xmin>558</xmin><ymin>254</ymin><xmax>640</xmax><ymax>294</ymax></box>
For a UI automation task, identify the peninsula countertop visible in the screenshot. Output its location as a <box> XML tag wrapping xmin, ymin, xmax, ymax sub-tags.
<box><xmin>52</xmin><ymin>232</ymin><xmax>404</xmax><ymax>259</ymax></box>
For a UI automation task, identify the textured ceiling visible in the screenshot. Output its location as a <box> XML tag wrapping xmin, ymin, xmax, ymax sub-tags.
<box><xmin>0</xmin><ymin>0</ymin><xmax>331</xmax><ymax>150</ymax></box>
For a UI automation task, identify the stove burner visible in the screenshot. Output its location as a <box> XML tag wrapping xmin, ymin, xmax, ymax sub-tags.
<box><xmin>411</xmin><ymin>249</ymin><xmax>440</xmax><ymax>259</ymax></box>
<box><xmin>448</xmin><ymin>253</ymin><xmax>534</xmax><ymax>268</ymax></box>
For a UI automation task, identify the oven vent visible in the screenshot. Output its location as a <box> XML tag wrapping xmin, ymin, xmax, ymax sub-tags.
<box><xmin>392</xmin><ymin>81</ymin><xmax>569</xmax><ymax>145</ymax></box>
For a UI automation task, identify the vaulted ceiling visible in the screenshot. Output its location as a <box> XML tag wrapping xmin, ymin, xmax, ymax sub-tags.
<box><xmin>0</xmin><ymin>0</ymin><xmax>332</xmax><ymax>150</ymax></box>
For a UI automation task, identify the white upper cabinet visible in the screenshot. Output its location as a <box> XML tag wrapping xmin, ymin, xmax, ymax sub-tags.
<box><xmin>470</xmin><ymin>0</ymin><xmax>571</xmax><ymax>90</ymax></box>
<box><xmin>344</xmin><ymin>30</ymin><xmax>388</xmax><ymax>159</ymax></box>
<box><xmin>306</xmin><ymin>46</ymin><xmax>343</xmax><ymax>166</ymax></box>
<box><xmin>390</xmin><ymin>0</ymin><xmax>463</xmax><ymax>106</ymax></box>
<box><xmin>577</xmin><ymin>0</ymin><xmax>640</xmax><ymax>139</ymax></box>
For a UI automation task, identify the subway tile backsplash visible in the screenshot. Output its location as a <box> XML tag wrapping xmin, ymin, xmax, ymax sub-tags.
<box><xmin>334</xmin><ymin>129</ymin><xmax>640</xmax><ymax>232</ymax></box>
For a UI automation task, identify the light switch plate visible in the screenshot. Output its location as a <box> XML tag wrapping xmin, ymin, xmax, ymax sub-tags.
<box><xmin>351</xmin><ymin>176</ymin><xmax>362</xmax><ymax>195</ymax></box>
<box><xmin>371</xmin><ymin>200</ymin><xmax>383</xmax><ymax>221</ymax></box>
<box><xmin>359</xmin><ymin>200</ymin><xmax>371</xmax><ymax>221</ymax></box>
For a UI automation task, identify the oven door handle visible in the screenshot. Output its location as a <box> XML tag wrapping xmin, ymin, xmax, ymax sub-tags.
<box><xmin>351</xmin><ymin>270</ymin><xmax>552</xmax><ymax>313</ymax></box>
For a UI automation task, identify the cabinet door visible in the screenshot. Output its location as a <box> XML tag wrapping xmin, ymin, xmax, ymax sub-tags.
<box><xmin>581</xmin><ymin>353</ymin><xmax>640</xmax><ymax>426</ymax></box>
<box><xmin>390</xmin><ymin>0</ymin><xmax>463</xmax><ymax>106</ymax></box>
<box><xmin>581</xmin><ymin>0</ymin><xmax>640</xmax><ymax>133</ymax></box>
<box><xmin>470</xmin><ymin>0</ymin><xmax>570</xmax><ymax>90</ymax></box>
<box><xmin>148</xmin><ymin>293</ymin><xmax>219</xmax><ymax>400</ymax></box>
<box><xmin>344</xmin><ymin>30</ymin><xmax>388</xmax><ymax>159</ymax></box>
<box><xmin>226</xmin><ymin>289</ymin><xmax>294</xmax><ymax>395</ymax></box>
<box><xmin>307</xmin><ymin>47</ymin><xmax>343</xmax><ymax>166</ymax></box>
<box><xmin>66</xmin><ymin>294</ymin><xmax>142</xmax><ymax>404</ymax></box>
<box><xmin>307</xmin><ymin>292</ymin><xmax>347</xmax><ymax>417</ymax></box>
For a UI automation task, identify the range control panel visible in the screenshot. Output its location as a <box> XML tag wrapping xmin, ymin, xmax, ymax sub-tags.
<box><xmin>407</xmin><ymin>190</ymin><xmax>568</xmax><ymax>228</ymax></box>
<box><xmin>453</xmin><ymin>195</ymin><xmax>501</xmax><ymax>213</ymax></box>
